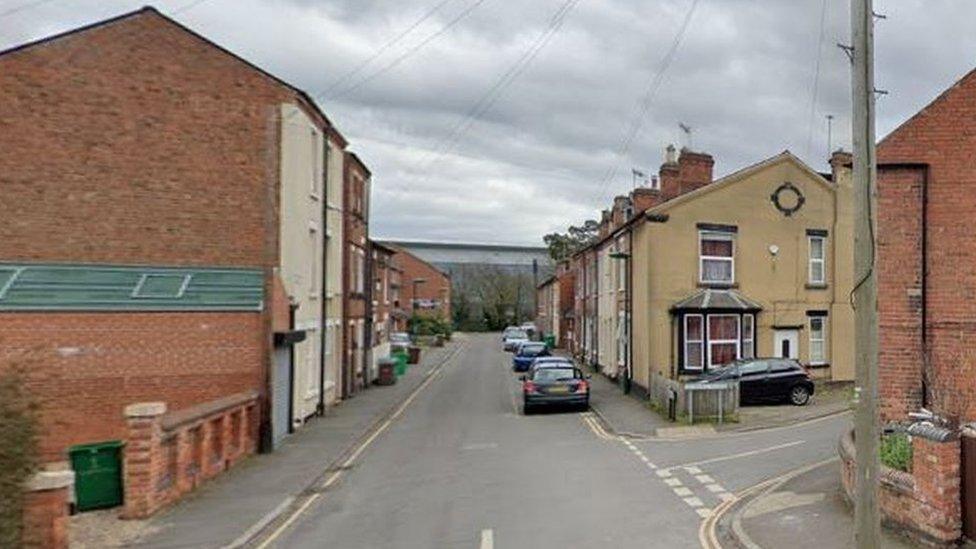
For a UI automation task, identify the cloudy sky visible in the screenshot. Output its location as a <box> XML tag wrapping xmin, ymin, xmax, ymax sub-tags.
<box><xmin>3</xmin><ymin>0</ymin><xmax>975</xmax><ymax>245</ymax></box>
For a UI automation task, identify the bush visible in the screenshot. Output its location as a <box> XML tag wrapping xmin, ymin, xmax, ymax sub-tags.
<box><xmin>409</xmin><ymin>314</ymin><xmax>452</xmax><ymax>337</ymax></box>
<box><xmin>0</xmin><ymin>367</ymin><xmax>39</xmax><ymax>547</ymax></box>
<box><xmin>880</xmin><ymin>433</ymin><xmax>912</xmax><ymax>473</ymax></box>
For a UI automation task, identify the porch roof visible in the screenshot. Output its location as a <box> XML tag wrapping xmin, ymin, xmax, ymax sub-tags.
<box><xmin>670</xmin><ymin>289</ymin><xmax>763</xmax><ymax>313</ymax></box>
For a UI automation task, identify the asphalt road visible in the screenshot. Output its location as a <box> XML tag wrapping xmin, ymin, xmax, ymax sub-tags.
<box><xmin>261</xmin><ymin>333</ymin><xmax>850</xmax><ymax>549</ymax></box>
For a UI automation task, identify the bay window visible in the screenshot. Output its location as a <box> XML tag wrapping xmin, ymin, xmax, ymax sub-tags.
<box><xmin>684</xmin><ymin>315</ymin><xmax>704</xmax><ymax>370</ymax></box>
<box><xmin>700</xmin><ymin>231</ymin><xmax>735</xmax><ymax>284</ymax></box>
<box><xmin>742</xmin><ymin>314</ymin><xmax>754</xmax><ymax>359</ymax></box>
<box><xmin>707</xmin><ymin>315</ymin><xmax>740</xmax><ymax>368</ymax></box>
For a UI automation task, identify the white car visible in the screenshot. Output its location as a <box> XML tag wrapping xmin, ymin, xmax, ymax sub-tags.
<box><xmin>503</xmin><ymin>329</ymin><xmax>529</xmax><ymax>352</ymax></box>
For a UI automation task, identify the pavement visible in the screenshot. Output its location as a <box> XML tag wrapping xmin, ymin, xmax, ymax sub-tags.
<box><xmin>716</xmin><ymin>459</ymin><xmax>919</xmax><ymax>549</ymax></box>
<box><xmin>69</xmin><ymin>338</ymin><xmax>463</xmax><ymax>549</ymax></box>
<box><xmin>572</xmin><ymin>351</ymin><xmax>851</xmax><ymax>439</ymax></box>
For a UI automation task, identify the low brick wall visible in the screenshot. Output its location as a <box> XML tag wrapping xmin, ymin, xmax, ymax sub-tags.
<box><xmin>22</xmin><ymin>470</ymin><xmax>74</xmax><ymax>549</ymax></box>
<box><xmin>121</xmin><ymin>391</ymin><xmax>260</xmax><ymax>519</ymax></box>
<box><xmin>839</xmin><ymin>429</ymin><xmax>961</xmax><ymax>545</ymax></box>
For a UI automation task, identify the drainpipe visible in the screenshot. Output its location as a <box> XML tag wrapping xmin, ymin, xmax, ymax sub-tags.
<box><xmin>627</xmin><ymin>230</ymin><xmax>634</xmax><ymax>394</ymax></box>
<box><xmin>921</xmin><ymin>165</ymin><xmax>929</xmax><ymax>409</ymax></box>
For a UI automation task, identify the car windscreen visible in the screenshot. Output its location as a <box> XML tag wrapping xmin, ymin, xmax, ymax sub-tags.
<box><xmin>519</xmin><ymin>344</ymin><xmax>546</xmax><ymax>356</ymax></box>
<box><xmin>507</xmin><ymin>331</ymin><xmax>528</xmax><ymax>340</ymax></box>
<box><xmin>532</xmin><ymin>368</ymin><xmax>578</xmax><ymax>382</ymax></box>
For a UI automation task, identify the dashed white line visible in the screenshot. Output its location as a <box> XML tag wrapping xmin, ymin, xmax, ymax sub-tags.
<box><xmin>683</xmin><ymin>466</ymin><xmax>703</xmax><ymax>475</ymax></box>
<box><xmin>664</xmin><ymin>478</ymin><xmax>683</xmax><ymax>487</ymax></box>
<box><xmin>673</xmin><ymin>487</ymin><xmax>693</xmax><ymax>497</ymax></box>
<box><xmin>696</xmin><ymin>508</ymin><xmax>713</xmax><ymax>519</ymax></box>
<box><xmin>655</xmin><ymin>469</ymin><xmax>672</xmax><ymax>478</ymax></box>
<box><xmin>480</xmin><ymin>528</ymin><xmax>494</xmax><ymax>549</ymax></box>
<box><xmin>706</xmin><ymin>484</ymin><xmax>726</xmax><ymax>493</ymax></box>
<box><xmin>695</xmin><ymin>474</ymin><xmax>714</xmax><ymax>484</ymax></box>
<box><xmin>683</xmin><ymin>496</ymin><xmax>704</xmax><ymax>508</ymax></box>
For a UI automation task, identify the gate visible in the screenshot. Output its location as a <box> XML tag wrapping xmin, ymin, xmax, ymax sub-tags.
<box><xmin>962</xmin><ymin>427</ymin><xmax>976</xmax><ymax>540</ymax></box>
<box><xmin>271</xmin><ymin>345</ymin><xmax>293</xmax><ymax>449</ymax></box>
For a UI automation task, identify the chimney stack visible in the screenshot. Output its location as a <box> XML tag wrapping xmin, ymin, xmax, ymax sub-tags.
<box><xmin>631</xmin><ymin>186</ymin><xmax>661</xmax><ymax>213</ymax></box>
<box><xmin>659</xmin><ymin>145</ymin><xmax>713</xmax><ymax>201</ymax></box>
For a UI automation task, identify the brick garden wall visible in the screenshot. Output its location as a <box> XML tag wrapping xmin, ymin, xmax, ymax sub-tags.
<box><xmin>0</xmin><ymin>312</ymin><xmax>263</xmax><ymax>463</ymax></box>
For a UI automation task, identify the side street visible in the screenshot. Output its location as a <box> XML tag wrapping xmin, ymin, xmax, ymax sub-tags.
<box><xmin>4</xmin><ymin>1</ymin><xmax>976</xmax><ymax>548</ymax></box>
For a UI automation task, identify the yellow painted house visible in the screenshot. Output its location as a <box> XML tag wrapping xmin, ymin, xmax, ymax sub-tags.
<box><xmin>628</xmin><ymin>150</ymin><xmax>854</xmax><ymax>405</ymax></box>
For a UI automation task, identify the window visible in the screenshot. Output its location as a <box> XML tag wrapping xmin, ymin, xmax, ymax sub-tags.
<box><xmin>809</xmin><ymin>236</ymin><xmax>826</xmax><ymax>284</ymax></box>
<box><xmin>809</xmin><ymin>316</ymin><xmax>827</xmax><ymax>364</ymax></box>
<box><xmin>306</xmin><ymin>338</ymin><xmax>319</xmax><ymax>395</ymax></box>
<box><xmin>708</xmin><ymin>315</ymin><xmax>740</xmax><ymax>369</ymax></box>
<box><xmin>617</xmin><ymin>311</ymin><xmax>627</xmax><ymax>366</ymax></box>
<box><xmin>309</xmin><ymin>225</ymin><xmax>319</xmax><ymax>295</ymax></box>
<box><xmin>700</xmin><ymin>232</ymin><xmax>734</xmax><ymax>284</ymax></box>
<box><xmin>311</xmin><ymin>128</ymin><xmax>321</xmax><ymax>198</ymax></box>
<box><xmin>684</xmin><ymin>315</ymin><xmax>704</xmax><ymax>370</ymax></box>
<box><xmin>742</xmin><ymin>314</ymin><xmax>754</xmax><ymax>359</ymax></box>
<box><xmin>356</xmin><ymin>251</ymin><xmax>365</xmax><ymax>294</ymax></box>
<box><xmin>132</xmin><ymin>274</ymin><xmax>191</xmax><ymax>299</ymax></box>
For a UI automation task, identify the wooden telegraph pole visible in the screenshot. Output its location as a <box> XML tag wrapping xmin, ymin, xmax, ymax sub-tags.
<box><xmin>850</xmin><ymin>0</ymin><xmax>881</xmax><ymax>546</ymax></box>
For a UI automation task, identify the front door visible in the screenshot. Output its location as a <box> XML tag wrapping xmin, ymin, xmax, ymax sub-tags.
<box><xmin>774</xmin><ymin>329</ymin><xmax>799</xmax><ymax>360</ymax></box>
<box><xmin>271</xmin><ymin>345</ymin><xmax>293</xmax><ymax>449</ymax></box>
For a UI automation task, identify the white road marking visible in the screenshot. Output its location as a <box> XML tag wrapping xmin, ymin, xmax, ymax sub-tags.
<box><xmin>664</xmin><ymin>440</ymin><xmax>806</xmax><ymax>472</ymax></box>
<box><xmin>480</xmin><ymin>529</ymin><xmax>494</xmax><ymax>549</ymax></box>
<box><xmin>718</xmin><ymin>493</ymin><xmax>736</xmax><ymax>502</ymax></box>
<box><xmin>462</xmin><ymin>442</ymin><xmax>498</xmax><ymax>451</ymax></box>
<box><xmin>656</xmin><ymin>469</ymin><xmax>672</xmax><ymax>478</ymax></box>
<box><xmin>683</xmin><ymin>496</ymin><xmax>704</xmax><ymax>508</ymax></box>
<box><xmin>664</xmin><ymin>478</ymin><xmax>683</xmax><ymax>487</ymax></box>
<box><xmin>696</xmin><ymin>508</ymin><xmax>713</xmax><ymax>518</ymax></box>
<box><xmin>673</xmin><ymin>487</ymin><xmax>693</xmax><ymax>497</ymax></box>
<box><xmin>695</xmin><ymin>474</ymin><xmax>714</xmax><ymax>484</ymax></box>
<box><xmin>706</xmin><ymin>484</ymin><xmax>726</xmax><ymax>493</ymax></box>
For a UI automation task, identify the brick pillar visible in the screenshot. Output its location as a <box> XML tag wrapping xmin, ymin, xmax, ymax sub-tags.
<box><xmin>121</xmin><ymin>402</ymin><xmax>166</xmax><ymax>519</ymax></box>
<box><xmin>22</xmin><ymin>470</ymin><xmax>74</xmax><ymax>549</ymax></box>
<box><xmin>913</xmin><ymin>436</ymin><xmax>962</xmax><ymax>543</ymax></box>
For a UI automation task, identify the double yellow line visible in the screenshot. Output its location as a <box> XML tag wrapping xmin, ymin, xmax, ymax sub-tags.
<box><xmin>251</xmin><ymin>341</ymin><xmax>466</xmax><ymax>549</ymax></box>
<box><xmin>581</xmin><ymin>412</ymin><xmax>617</xmax><ymax>441</ymax></box>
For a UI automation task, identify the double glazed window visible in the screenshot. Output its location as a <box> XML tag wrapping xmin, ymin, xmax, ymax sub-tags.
<box><xmin>809</xmin><ymin>316</ymin><xmax>827</xmax><ymax>365</ymax></box>
<box><xmin>699</xmin><ymin>231</ymin><xmax>734</xmax><ymax>284</ymax></box>
<box><xmin>809</xmin><ymin>235</ymin><xmax>826</xmax><ymax>285</ymax></box>
<box><xmin>683</xmin><ymin>313</ymin><xmax>755</xmax><ymax>371</ymax></box>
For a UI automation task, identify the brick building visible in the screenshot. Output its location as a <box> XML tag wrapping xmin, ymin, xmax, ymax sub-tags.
<box><xmin>394</xmin><ymin>247</ymin><xmax>452</xmax><ymax>321</ymax></box>
<box><xmin>0</xmin><ymin>7</ymin><xmax>349</xmax><ymax>538</ymax></box>
<box><xmin>868</xmin><ymin>66</ymin><xmax>976</xmax><ymax>544</ymax></box>
<box><xmin>370</xmin><ymin>242</ymin><xmax>404</xmax><ymax>367</ymax></box>
<box><xmin>342</xmin><ymin>152</ymin><xmax>371</xmax><ymax>395</ymax></box>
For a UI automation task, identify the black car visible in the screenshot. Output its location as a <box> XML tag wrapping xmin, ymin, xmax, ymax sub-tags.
<box><xmin>521</xmin><ymin>364</ymin><xmax>590</xmax><ymax>413</ymax></box>
<box><xmin>700</xmin><ymin>358</ymin><xmax>814</xmax><ymax>405</ymax></box>
<box><xmin>512</xmin><ymin>342</ymin><xmax>550</xmax><ymax>372</ymax></box>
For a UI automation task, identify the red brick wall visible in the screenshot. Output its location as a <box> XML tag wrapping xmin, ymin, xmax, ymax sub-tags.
<box><xmin>877</xmin><ymin>166</ymin><xmax>925</xmax><ymax>422</ymax></box>
<box><xmin>877</xmin><ymin>69</ymin><xmax>976</xmax><ymax>422</ymax></box>
<box><xmin>0</xmin><ymin>9</ymin><xmax>320</xmax><ymax>269</ymax></box>
<box><xmin>396</xmin><ymin>249</ymin><xmax>451</xmax><ymax>319</ymax></box>
<box><xmin>0</xmin><ymin>312</ymin><xmax>263</xmax><ymax>462</ymax></box>
<box><xmin>22</xmin><ymin>486</ymin><xmax>69</xmax><ymax>549</ymax></box>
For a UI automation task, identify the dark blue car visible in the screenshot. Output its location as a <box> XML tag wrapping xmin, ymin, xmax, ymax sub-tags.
<box><xmin>512</xmin><ymin>342</ymin><xmax>550</xmax><ymax>372</ymax></box>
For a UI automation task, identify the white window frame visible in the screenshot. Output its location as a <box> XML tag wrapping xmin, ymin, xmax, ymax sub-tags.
<box><xmin>617</xmin><ymin>310</ymin><xmax>627</xmax><ymax>366</ymax></box>
<box><xmin>305</xmin><ymin>334</ymin><xmax>319</xmax><ymax>397</ymax></box>
<box><xmin>809</xmin><ymin>316</ymin><xmax>827</xmax><ymax>365</ymax></box>
<box><xmin>699</xmin><ymin>231</ymin><xmax>735</xmax><ymax>284</ymax></box>
<box><xmin>706</xmin><ymin>314</ymin><xmax>740</xmax><ymax>370</ymax></box>
<box><xmin>684</xmin><ymin>314</ymin><xmax>704</xmax><ymax>371</ymax></box>
<box><xmin>310</xmin><ymin>128</ymin><xmax>321</xmax><ymax>200</ymax></box>
<box><xmin>808</xmin><ymin>235</ymin><xmax>826</xmax><ymax>285</ymax></box>
<box><xmin>742</xmin><ymin>314</ymin><xmax>755</xmax><ymax>359</ymax></box>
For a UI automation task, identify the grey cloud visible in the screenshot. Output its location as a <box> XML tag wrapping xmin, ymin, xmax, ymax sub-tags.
<box><xmin>3</xmin><ymin>0</ymin><xmax>973</xmax><ymax>245</ymax></box>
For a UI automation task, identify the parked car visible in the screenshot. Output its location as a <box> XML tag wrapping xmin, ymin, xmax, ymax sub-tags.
<box><xmin>512</xmin><ymin>342</ymin><xmax>550</xmax><ymax>372</ymax></box>
<box><xmin>502</xmin><ymin>326</ymin><xmax>522</xmax><ymax>340</ymax></box>
<box><xmin>503</xmin><ymin>329</ymin><xmax>529</xmax><ymax>352</ymax></box>
<box><xmin>528</xmin><ymin>356</ymin><xmax>574</xmax><ymax>369</ymax></box>
<box><xmin>521</xmin><ymin>363</ymin><xmax>590</xmax><ymax>413</ymax></box>
<box><xmin>698</xmin><ymin>358</ymin><xmax>814</xmax><ymax>405</ymax></box>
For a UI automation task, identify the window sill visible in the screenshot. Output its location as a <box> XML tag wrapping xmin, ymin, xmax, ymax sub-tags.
<box><xmin>807</xmin><ymin>362</ymin><xmax>830</xmax><ymax>369</ymax></box>
<box><xmin>697</xmin><ymin>282</ymin><xmax>738</xmax><ymax>289</ymax></box>
<box><xmin>310</xmin><ymin>193</ymin><xmax>321</xmax><ymax>201</ymax></box>
<box><xmin>805</xmin><ymin>283</ymin><xmax>828</xmax><ymax>290</ymax></box>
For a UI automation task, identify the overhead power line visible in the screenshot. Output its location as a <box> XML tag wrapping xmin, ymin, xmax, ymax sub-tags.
<box><xmin>594</xmin><ymin>0</ymin><xmax>702</xmax><ymax>204</ymax></box>
<box><xmin>421</xmin><ymin>0</ymin><xmax>584</xmax><ymax>167</ymax></box>
<box><xmin>331</xmin><ymin>0</ymin><xmax>491</xmax><ymax>100</ymax></box>
<box><xmin>805</xmin><ymin>0</ymin><xmax>830</xmax><ymax>161</ymax></box>
<box><xmin>171</xmin><ymin>0</ymin><xmax>215</xmax><ymax>15</ymax></box>
<box><xmin>321</xmin><ymin>0</ymin><xmax>456</xmax><ymax>97</ymax></box>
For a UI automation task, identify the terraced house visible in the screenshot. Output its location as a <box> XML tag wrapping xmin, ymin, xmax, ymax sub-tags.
<box><xmin>631</xmin><ymin>148</ymin><xmax>855</xmax><ymax>408</ymax></box>
<box><xmin>0</xmin><ymin>7</ymin><xmax>350</xmax><ymax>544</ymax></box>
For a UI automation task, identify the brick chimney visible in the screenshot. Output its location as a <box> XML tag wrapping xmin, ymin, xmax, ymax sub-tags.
<box><xmin>659</xmin><ymin>145</ymin><xmax>713</xmax><ymax>201</ymax></box>
<box><xmin>598</xmin><ymin>210</ymin><xmax>610</xmax><ymax>239</ymax></box>
<box><xmin>611</xmin><ymin>195</ymin><xmax>630</xmax><ymax>228</ymax></box>
<box><xmin>631</xmin><ymin>185</ymin><xmax>661</xmax><ymax>213</ymax></box>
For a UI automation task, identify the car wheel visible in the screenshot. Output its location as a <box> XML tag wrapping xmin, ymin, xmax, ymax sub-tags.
<box><xmin>580</xmin><ymin>400</ymin><xmax>590</xmax><ymax>412</ymax></box>
<box><xmin>523</xmin><ymin>401</ymin><xmax>532</xmax><ymax>415</ymax></box>
<box><xmin>789</xmin><ymin>385</ymin><xmax>811</xmax><ymax>406</ymax></box>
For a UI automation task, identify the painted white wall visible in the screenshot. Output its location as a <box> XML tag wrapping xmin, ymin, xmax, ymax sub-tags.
<box><xmin>324</xmin><ymin>131</ymin><xmax>345</xmax><ymax>405</ymax></box>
